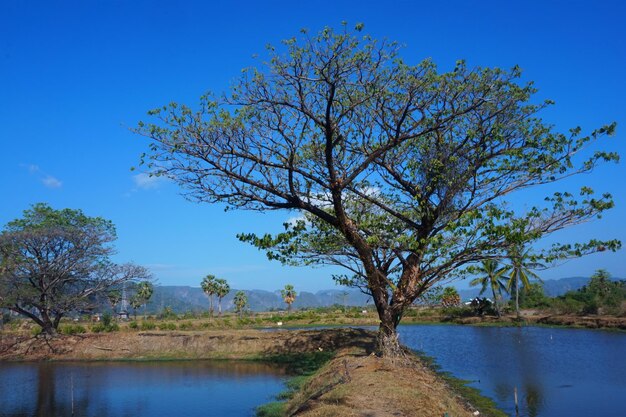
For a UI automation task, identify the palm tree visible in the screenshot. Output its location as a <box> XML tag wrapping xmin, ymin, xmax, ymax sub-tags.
<box><xmin>281</xmin><ymin>284</ymin><xmax>297</xmax><ymax>312</ymax></box>
<box><xmin>131</xmin><ymin>281</ymin><xmax>154</xmax><ymax>319</ymax></box>
<box><xmin>233</xmin><ymin>291</ymin><xmax>248</xmax><ymax>318</ymax></box>
<box><xmin>505</xmin><ymin>244</ymin><xmax>542</xmax><ymax>317</ymax></box>
<box><xmin>215</xmin><ymin>278</ymin><xmax>230</xmax><ymax>317</ymax></box>
<box><xmin>201</xmin><ymin>274</ymin><xmax>217</xmax><ymax>317</ymax></box>
<box><xmin>470</xmin><ymin>260</ymin><xmax>508</xmax><ymax>317</ymax></box>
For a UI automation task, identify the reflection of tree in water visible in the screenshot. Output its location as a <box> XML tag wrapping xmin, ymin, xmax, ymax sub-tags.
<box><xmin>35</xmin><ymin>364</ymin><xmax>56</xmax><ymax>417</ymax></box>
<box><xmin>524</xmin><ymin>383</ymin><xmax>545</xmax><ymax>417</ymax></box>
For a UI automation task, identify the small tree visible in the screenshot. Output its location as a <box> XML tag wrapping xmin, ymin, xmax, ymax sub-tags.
<box><xmin>201</xmin><ymin>274</ymin><xmax>217</xmax><ymax>317</ymax></box>
<box><xmin>129</xmin><ymin>281</ymin><xmax>153</xmax><ymax>320</ymax></box>
<box><xmin>215</xmin><ymin>278</ymin><xmax>230</xmax><ymax>317</ymax></box>
<box><xmin>136</xmin><ymin>25</ymin><xmax>620</xmax><ymax>355</ymax></box>
<box><xmin>281</xmin><ymin>284</ymin><xmax>297</xmax><ymax>312</ymax></box>
<box><xmin>470</xmin><ymin>260</ymin><xmax>508</xmax><ymax>317</ymax></box>
<box><xmin>0</xmin><ymin>203</ymin><xmax>150</xmax><ymax>335</ymax></box>
<box><xmin>106</xmin><ymin>289</ymin><xmax>122</xmax><ymax>311</ymax></box>
<box><xmin>233</xmin><ymin>291</ymin><xmax>248</xmax><ymax>317</ymax></box>
<box><xmin>441</xmin><ymin>287</ymin><xmax>461</xmax><ymax>307</ymax></box>
<box><xmin>505</xmin><ymin>244</ymin><xmax>542</xmax><ymax>317</ymax></box>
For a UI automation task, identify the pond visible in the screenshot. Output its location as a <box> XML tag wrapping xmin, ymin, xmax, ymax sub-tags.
<box><xmin>0</xmin><ymin>360</ymin><xmax>286</xmax><ymax>417</ymax></box>
<box><xmin>398</xmin><ymin>324</ymin><xmax>626</xmax><ymax>417</ymax></box>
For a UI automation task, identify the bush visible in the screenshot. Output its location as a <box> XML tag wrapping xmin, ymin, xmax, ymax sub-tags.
<box><xmin>140</xmin><ymin>321</ymin><xmax>156</xmax><ymax>331</ymax></box>
<box><xmin>102</xmin><ymin>313</ymin><xmax>113</xmax><ymax>327</ymax></box>
<box><xmin>92</xmin><ymin>322</ymin><xmax>119</xmax><ymax>333</ymax></box>
<box><xmin>129</xmin><ymin>321</ymin><xmax>139</xmax><ymax>329</ymax></box>
<box><xmin>158</xmin><ymin>322</ymin><xmax>177</xmax><ymax>330</ymax></box>
<box><xmin>178</xmin><ymin>321</ymin><xmax>193</xmax><ymax>330</ymax></box>
<box><xmin>60</xmin><ymin>324</ymin><xmax>87</xmax><ymax>335</ymax></box>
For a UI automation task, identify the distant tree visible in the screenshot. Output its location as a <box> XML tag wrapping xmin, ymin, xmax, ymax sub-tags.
<box><xmin>233</xmin><ymin>291</ymin><xmax>248</xmax><ymax>317</ymax></box>
<box><xmin>215</xmin><ymin>278</ymin><xmax>230</xmax><ymax>317</ymax></box>
<box><xmin>0</xmin><ymin>203</ymin><xmax>150</xmax><ymax>335</ymax></box>
<box><xmin>201</xmin><ymin>274</ymin><xmax>217</xmax><ymax>317</ymax></box>
<box><xmin>564</xmin><ymin>269</ymin><xmax>626</xmax><ymax>315</ymax></box>
<box><xmin>470</xmin><ymin>260</ymin><xmax>508</xmax><ymax>317</ymax></box>
<box><xmin>135</xmin><ymin>24</ymin><xmax>620</xmax><ymax>355</ymax></box>
<box><xmin>129</xmin><ymin>281</ymin><xmax>153</xmax><ymax>319</ymax></box>
<box><xmin>505</xmin><ymin>244</ymin><xmax>542</xmax><ymax>317</ymax></box>
<box><xmin>106</xmin><ymin>289</ymin><xmax>122</xmax><ymax>311</ymax></box>
<box><xmin>441</xmin><ymin>287</ymin><xmax>461</xmax><ymax>307</ymax></box>
<box><xmin>281</xmin><ymin>284</ymin><xmax>297</xmax><ymax>312</ymax></box>
<box><xmin>518</xmin><ymin>282</ymin><xmax>550</xmax><ymax>309</ymax></box>
<box><xmin>415</xmin><ymin>285</ymin><xmax>444</xmax><ymax>307</ymax></box>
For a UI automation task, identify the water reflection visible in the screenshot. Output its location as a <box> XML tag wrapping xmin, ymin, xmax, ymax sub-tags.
<box><xmin>0</xmin><ymin>361</ymin><xmax>286</xmax><ymax>417</ymax></box>
<box><xmin>398</xmin><ymin>325</ymin><xmax>626</xmax><ymax>417</ymax></box>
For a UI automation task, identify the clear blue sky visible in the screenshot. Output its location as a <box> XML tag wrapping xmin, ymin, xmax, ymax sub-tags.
<box><xmin>1</xmin><ymin>0</ymin><xmax>624</xmax><ymax>291</ymax></box>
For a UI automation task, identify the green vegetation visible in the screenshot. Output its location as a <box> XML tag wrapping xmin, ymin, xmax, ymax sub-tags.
<box><xmin>553</xmin><ymin>270</ymin><xmax>625</xmax><ymax>315</ymax></box>
<box><xmin>255</xmin><ymin>351</ymin><xmax>334</xmax><ymax>417</ymax></box>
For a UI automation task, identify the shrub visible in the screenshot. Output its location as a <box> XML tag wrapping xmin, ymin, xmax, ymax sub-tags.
<box><xmin>102</xmin><ymin>313</ymin><xmax>113</xmax><ymax>327</ymax></box>
<box><xmin>178</xmin><ymin>321</ymin><xmax>193</xmax><ymax>330</ymax></box>
<box><xmin>61</xmin><ymin>324</ymin><xmax>87</xmax><ymax>335</ymax></box>
<box><xmin>128</xmin><ymin>321</ymin><xmax>139</xmax><ymax>329</ymax></box>
<box><xmin>158</xmin><ymin>322</ymin><xmax>177</xmax><ymax>330</ymax></box>
<box><xmin>140</xmin><ymin>321</ymin><xmax>156</xmax><ymax>331</ymax></box>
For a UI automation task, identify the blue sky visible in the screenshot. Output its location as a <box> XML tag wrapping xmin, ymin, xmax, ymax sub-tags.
<box><xmin>1</xmin><ymin>0</ymin><xmax>624</xmax><ymax>291</ymax></box>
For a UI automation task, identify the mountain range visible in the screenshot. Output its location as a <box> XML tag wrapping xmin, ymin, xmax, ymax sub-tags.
<box><xmin>135</xmin><ymin>276</ymin><xmax>621</xmax><ymax>314</ymax></box>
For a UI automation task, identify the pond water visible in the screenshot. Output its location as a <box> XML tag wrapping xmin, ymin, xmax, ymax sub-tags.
<box><xmin>397</xmin><ymin>324</ymin><xmax>626</xmax><ymax>417</ymax></box>
<box><xmin>0</xmin><ymin>361</ymin><xmax>286</xmax><ymax>417</ymax></box>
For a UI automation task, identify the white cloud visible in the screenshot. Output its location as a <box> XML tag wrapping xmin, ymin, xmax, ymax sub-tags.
<box><xmin>42</xmin><ymin>175</ymin><xmax>62</xmax><ymax>188</ymax></box>
<box><xmin>132</xmin><ymin>172</ymin><xmax>166</xmax><ymax>190</ymax></box>
<box><xmin>20</xmin><ymin>164</ymin><xmax>62</xmax><ymax>189</ymax></box>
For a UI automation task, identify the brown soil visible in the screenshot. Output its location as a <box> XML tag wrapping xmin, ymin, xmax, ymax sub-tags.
<box><xmin>446</xmin><ymin>313</ymin><xmax>626</xmax><ymax>330</ymax></box>
<box><xmin>0</xmin><ymin>328</ymin><xmax>374</xmax><ymax>361</ymax></box>
<box><xmin>284</xmin><ymin>349</ymin><xmax>483</xmax><ymax>417</ymax></box>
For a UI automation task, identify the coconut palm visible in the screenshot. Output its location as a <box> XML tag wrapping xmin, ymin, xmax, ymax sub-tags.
<box><xmin>214</xmin><ymin>278</ymin><xmax>230</xmax><ymax>317</ymax></box>
<box><xmin>505</xmin><ymin>245</ymin><xmax>542</xmax><ymax>317</ymax></box>
<box><xmin>281</xmin><ymin>284</ymin><xmax>297</xmax><ymax>312</ymax></box>
<box><xmin>470</xmin><ymin>260</ymin><xmax>508</xmax><ymax>317</ymax></box>
<box><xmin>201</xmin><ymin>274</ymin><xmax>217</xmax><ymax>317</ymax></box>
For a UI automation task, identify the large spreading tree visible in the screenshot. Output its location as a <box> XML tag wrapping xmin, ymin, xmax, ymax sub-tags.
<box><xmin>135</xmin><ymin>25</ymin><xmax>620</xmax><ymax>355</ymax></box>
<box><xmin>0</xmin><ymin>203</ymin><xmax>151</xmax><ymax>335</ymax></box>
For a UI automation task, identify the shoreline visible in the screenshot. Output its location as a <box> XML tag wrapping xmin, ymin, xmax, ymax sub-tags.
<box><xmin>0</xmin><ymin>328</ymin><xmax>505</xmax><ymax>416</ymax></box>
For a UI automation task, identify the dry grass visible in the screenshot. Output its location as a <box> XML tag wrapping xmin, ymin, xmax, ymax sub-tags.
<box><xmin>0</xmin><ymin>328</ymin><xmax>375</xmax><ymax>361</ymax></box>
<box><xmin>283</xmin><ymin>348</ymin><xmax>487</xmax><ymax>417</ymax></box>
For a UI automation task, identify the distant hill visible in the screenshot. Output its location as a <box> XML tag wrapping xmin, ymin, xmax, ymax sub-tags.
<box><xmin>136</xmin><ymin>276</ymin><xmax>621</xmax><ymax>314</ymax></box>
<box><xmin>140</xmin><ymin>286</ymin><xmax>372</xmax><ymax>314</ymax></box>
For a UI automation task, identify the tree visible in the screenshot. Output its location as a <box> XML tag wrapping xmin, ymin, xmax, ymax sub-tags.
<box><xmin>135</xmin><ymin>25</ymin><xmax>620</xmax><ymax>355</ymax></box>
<box><xmin>129</xmin><ymin>281</ymin><xmax>154</xmax><ymax>319</ymax></box>
<box><xmin>505</xmin><ymin>244</ymin><xmax>542</xmax><ymax>317</ymax></box>
<box><xmin>233</xmin><ymin>291</ymin><xmax>248</xmax><ymax>317</ymax></box>
<box><xmin>441</xmin><ymin>287</ymin><xmax>461</xmax><ymax>307</ymax></box>
<box><xmin>518</xmin><ymin>282</ymin><xmax>550</xmax><ymax>309</ymax></box>
<box><xmin>201</xmin><ymin>274</ymin><xmax>217</xmax><ymax>317</ymax></box>
<box><xmin>0</xmin><ymin>203</ymin><xmax>150</xmax><ymax>335</ymax></box>
<box><xmin>469</xmin><ymin>260</ymin><xmax>508</xmax><ymax>317</ymax></box>
<box><xmin>281</xmin><ymin>284</ymin><xmax>297</xmax><ymax>312</ymax></box>
<box><xmin>214</xmin><ymin>278</ymin><xmax>230</xmax><ymax>317</ymax></box>
<box><xmin>106</xmin><ymin>289</ymin><xmax>122</xmax><ymax>311</ymax></box>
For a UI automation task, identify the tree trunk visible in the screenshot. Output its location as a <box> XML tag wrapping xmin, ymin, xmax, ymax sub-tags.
<box><xmin>376</xmin><ymin>307</ymin><xmax>404</xmax><ymax>357</ymax></box>
<box><xmin>209</xmin><ymin>296</ymin><xmax>214</xmax><ymax>318</ymax></box>
<box><xmin>515</xmin><ymin>278</ymin><xmax>520</xmax><ymax>317</ymax></box>
<box><xmin>217</xmin><ymin>299</ymin><xmax>222</xmax><ymax>317</ymax></box>
<box><xmin>491</xmin><ymin>288</ymin><xmax>501</xmax><ymax>318</ymax></box>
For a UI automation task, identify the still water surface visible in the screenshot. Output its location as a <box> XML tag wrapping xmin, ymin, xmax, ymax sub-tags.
<box><xmin>0</xmin><ymin>360</ymin><xmax>286</xmax><ymax>417</ymax></box>
<box><xmin>398</xmin><ymin>324</ymin><xmax>626</xmax><ymax>417</ymax></box>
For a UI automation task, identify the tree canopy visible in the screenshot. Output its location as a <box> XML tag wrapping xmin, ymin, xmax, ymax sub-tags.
<box><xmin>0</xmin><ymin>203</ymin><xmax>151</xmax><ymax>334</ymax></box>
<box><xmin>135</xmin><ymin>24</ymin><xmax>620</xmax><ymax>354</ymax></box>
